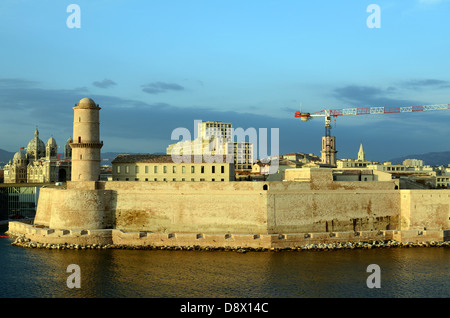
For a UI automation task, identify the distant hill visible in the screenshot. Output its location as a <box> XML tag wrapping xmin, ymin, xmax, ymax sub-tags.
<box><xmin>0</xmin><ymin>149</ymin><xmax>14</xmax><ymax>164</ymax></box>
<box><xmin>389</xmin><ymin>151</ymin><xmax>450</xmax><ymax>166</ymax></box>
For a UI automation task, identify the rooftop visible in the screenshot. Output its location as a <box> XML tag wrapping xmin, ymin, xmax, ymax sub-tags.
<box><xmin>112</xmin><ymin>154</ymin><xmax>233</xmax><ymax>164</ymax></box>
<box><xmin>74</xmin><ymin>97</ymin><xmax>100</xmax><ymax>109</ymax></box>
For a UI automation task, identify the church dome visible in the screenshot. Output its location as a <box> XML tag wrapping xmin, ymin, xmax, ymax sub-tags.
<box><xmin>13</xmin><ymin>149</ymin><xmax>26</xmax><ymax>161</ymax></box>
<box><xmin>26</xmin><ymin>128</ymin><xmax>45</xmax><ymax>159</ymax></box>
<box><xmin>76</xmin><ymin>97</ymin><xmax>99</xmax><ymax>109</ymax></box>
<box><xmin>47</xmin><ymin>136</ymin><xmax>57</xmax><ymax>146</ymax></box>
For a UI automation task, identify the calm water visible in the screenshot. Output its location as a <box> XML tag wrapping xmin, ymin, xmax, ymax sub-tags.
<box><xmin>0</xmin><ymin>225</ymin><xmax>449</xmax><ymax>299</ymax></box>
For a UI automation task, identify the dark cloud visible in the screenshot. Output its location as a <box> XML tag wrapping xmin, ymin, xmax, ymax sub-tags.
<box><xmin>332</xmin><ymin>84</ymin><xmax>422</xmax><ymax>107</ymax></box>
<box><xmin>92</xmin><ymin>79</ymin><xmax>117</xmax><ymax>89</ymax></box>
<box><xmin>141</xmin><ymin>82</ymin><xmax>185</xmax><ymax>94</ymax></box>
<box><xmin>0</xmin><ymin>78</ymin><xmax>38</xmax><ymax>88</ymax></box>
<box><xmin>401</xmin><ymin>79</ymin><xmax>450</xmax><ymax>90</ymax></box>
<box><xmin>0</xmin><ymin>78</ymin><xmax>90</xmax><ymax>151</ymax></box>
<box><xmin>0</xmin><ymin>78</ymin><xmax>449</xmax><ymax>163</ymax></box>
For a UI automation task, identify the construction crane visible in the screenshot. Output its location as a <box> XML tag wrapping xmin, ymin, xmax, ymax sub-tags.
<box><xmin>294</xmin><ymin>103</ymin><xmax>450</xmax><ymax>166</ymax></box>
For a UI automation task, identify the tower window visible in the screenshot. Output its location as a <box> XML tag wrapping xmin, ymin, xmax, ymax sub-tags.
<box><xmin>78</xmin><ymin>136</ymin><xmax>81</xmax><ymax>143</ymax></box>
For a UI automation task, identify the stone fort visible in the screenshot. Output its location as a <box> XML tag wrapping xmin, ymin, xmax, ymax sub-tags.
<box><xmin>8</xmin><ymin>98</ymin><xmax>450</xmax><ymax>248</ymax></box>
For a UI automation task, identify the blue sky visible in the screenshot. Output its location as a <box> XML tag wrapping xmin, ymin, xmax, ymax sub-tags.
<box><xmin>0</xmin><ymin>0</ymin><xmax>450</xmax><ymax>162</ymax></box>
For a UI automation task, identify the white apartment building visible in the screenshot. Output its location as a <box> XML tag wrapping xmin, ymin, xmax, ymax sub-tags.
<box><xmin>167</xmin><ymin>120</ymin><xmax>254</xmax><ymax>171</ymax></box>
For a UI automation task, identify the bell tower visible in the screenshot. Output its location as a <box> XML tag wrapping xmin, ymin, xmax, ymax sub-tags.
<box><xmin>357</xmin><ymin>143</ymin><xmax>365</xmax><ymax>161</ymax></box>
<box><xmin>70</xmin><ymin>97</ymin><xmax>103</xmax><ymax>181</ymax></box>
<box><xmin>320</xmin><ymin>115</ymin><xmax>337</xmax><ymax>167</ymax></box>
<box><xmin>320</xmin><ymin>135</ymin><xmax>337</xmax><ymax>166</ymax></box>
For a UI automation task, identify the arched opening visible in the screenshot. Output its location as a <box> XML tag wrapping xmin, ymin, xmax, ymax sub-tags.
<box><xmin>58</xmin><ymin>169</ymin><xmax>67</xmax><ymax>182</ymax></box>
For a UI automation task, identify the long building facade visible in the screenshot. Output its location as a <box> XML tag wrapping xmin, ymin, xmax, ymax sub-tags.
<box><xmin>112</xmin><ymin>154</ymin><xmax>235</xmax><ymax>182</ymax></box>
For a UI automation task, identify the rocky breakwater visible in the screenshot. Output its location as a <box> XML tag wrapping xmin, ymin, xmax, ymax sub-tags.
<box><xmin>292</xmin><ymin>240</ymin><xmax>450</xmax><ymax>251</ymax></box>
<box><xmin>10</xmin><ymin>236</ymin><xmax>252</xmax><ymax>252</ymax></box>
<box><xmin>10</xmin><ymin>235</ymin><xmax>450</xmax><ymax>252</ymax></box>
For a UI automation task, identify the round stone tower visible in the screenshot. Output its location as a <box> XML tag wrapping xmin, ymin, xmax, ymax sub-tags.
<box><xmin>70</xmin><ymin>97</ymin><xmax>103</xmax><ymax>181</ymax></box>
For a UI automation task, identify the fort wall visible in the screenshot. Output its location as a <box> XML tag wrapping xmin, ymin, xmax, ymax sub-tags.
<box><xmin>102</xmin><ymin>181</ymin><xmax>269</xmax><ymax>234</ymax></box>
<box><xmin>400</xmin><ymin>190</ymin><xmax>450</xmax><ymax>230</ymax></box>
<box><xmin>12</xmin><ymin>169</ymin><xmax>450</xmax><ymax>249</ymax></box>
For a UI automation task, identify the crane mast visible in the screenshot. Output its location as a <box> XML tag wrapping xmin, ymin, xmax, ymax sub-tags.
<box><xmin>295</xmin><ymin>103</ymin><xmax>450</xmax><ymax>167</ymax></box>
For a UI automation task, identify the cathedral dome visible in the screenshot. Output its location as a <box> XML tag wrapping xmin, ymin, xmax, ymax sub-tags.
<box><xmin>13</xmin><ymin>149</ymin><xmax>26</xmax><ymax>161</ymax></box>
<box><xmin>47</xmin><ymin>136</ymin><xmax>57</xmax><ymax>146</ymax></box>
<box><xmin>76</xmin><ymin>97</ymin><xmax>99</xmax><ymax>109</ymax></box>
<box><xmin>26</xmin><ymin>128</ymin><xmax>45</xmax><ymax>159</ymax></box>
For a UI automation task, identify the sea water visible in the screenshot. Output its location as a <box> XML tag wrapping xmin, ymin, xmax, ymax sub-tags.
<box><xmin>0</xmin><ymin>225</ymin><xmax>448</xmax><ymax>299</ymax></box>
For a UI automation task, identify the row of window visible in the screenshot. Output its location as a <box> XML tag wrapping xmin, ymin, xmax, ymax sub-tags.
<box><xmin>382</xmin><ymin>166</ymin><xmax>406</xmax><ymax>171</ymax></box>
<box><xmin>116</xmin><ymin>177</ymin><xmax>226</xmax><ymax>182</ymax></box>
<box><xmin>116</xmin><ymin>165</ymin><xmax>227</xmax><ymax>174</ymax></box>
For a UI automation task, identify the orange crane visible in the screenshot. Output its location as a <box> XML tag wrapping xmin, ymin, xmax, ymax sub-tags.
<box><xmin>294</xmin><ymin>103</ymin><xmax>450</xmax><ymax>165</ymax></box>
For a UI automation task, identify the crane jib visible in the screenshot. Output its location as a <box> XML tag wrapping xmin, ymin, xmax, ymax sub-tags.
<box><xmin>322</xmin><ymin>104</ymin><xmax>450</xmax><ymax>117</ymax></box>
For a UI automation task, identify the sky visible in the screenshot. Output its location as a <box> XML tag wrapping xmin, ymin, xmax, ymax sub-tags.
<box><xmin>0</xmin><ymin>0</ymin><xmax>450</xmax><ymax>163</ymax></box>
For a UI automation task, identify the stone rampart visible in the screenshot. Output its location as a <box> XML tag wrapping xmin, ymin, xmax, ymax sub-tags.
<box><xmin>9</xmin><ymin>222</ymin><xmax>450</xmax><ymax>249</ymax></box>
<box><xmin>34</xmin><ymin>186</ymin><xmax>114</xmax><ymax>230</ymax></box>
<box><xmin>7</xmin><ymin>221</ymin><xmax>112</xmax><ymax>245</ymax></box>
<box><xmin>400</xmin><ymin>190</ymin><xmax>450</xmax><ymax>230</ymax></box>
<box><xmin>103</xmin><ymin>181</ymin><xmax>269</xmax><ymax>234</ymax></box>
<box><xmin>10</xmin><ymin>172</ymin><xmax>450</xmax><ymax>248</ymax></box>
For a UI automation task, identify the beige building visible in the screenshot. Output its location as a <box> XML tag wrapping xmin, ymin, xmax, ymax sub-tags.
<box><xmin>3</xmin><ymin>129</ymin><xmax>72</xmax><ymax>184</ymax></box>
<box><xmin>112</xmin><ymin>154</ymin><xmax>235</xmax><ymax>182</ymax></box>
<box><xmin>167</xmin><ymin>120</ymin><xmax>254</xmax><ymax>172</ymax></box>
<box><xmin>282</xmin><ymin>152</ymin><xmax>320</xmax><ymax>163</ymax></box>
<box><xmin>198</xmin><ymin>120</ymin><xmax>233</xmax><ymax>142</ymax></box>
<box><xmin>436</xmin><ymin>175</ymin><xmax>450</xmax><ymax>188</ymax></box>
<box><xmin>403</xmin><ymin>158</ymin><xmax>424</xmax><ymax>167</ymax></box>
<box><xmin>337</xmin><ymin>143</ymin><xmax>374</xmax><ymax>168</ymax></box>
<box><xmin>336</xmin><ymin>144</ymin><xmax>440</xmax><ymax>188</ymax></box>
